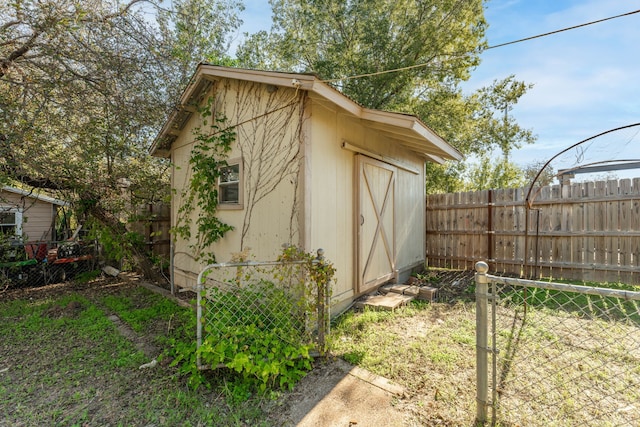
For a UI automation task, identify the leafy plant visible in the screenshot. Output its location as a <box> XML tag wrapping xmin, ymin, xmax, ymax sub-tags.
<box><xmin>170</xmin><ymin>246</ymin><xmax>336</xmax><ymax>397</ymax></box>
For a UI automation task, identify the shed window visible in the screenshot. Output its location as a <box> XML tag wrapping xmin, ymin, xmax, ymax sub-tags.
<box><xmin>0</xmin><ymin>208</ymin><xmax>22</xmax><ymax>236</ymax></box>
<box><xmin>218</xmin><ymin>160</ymin><xmax>242</xmax><ymax>208</ymax></box>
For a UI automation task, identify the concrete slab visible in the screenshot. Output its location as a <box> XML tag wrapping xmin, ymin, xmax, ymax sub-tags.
<box><xmin>278</xmin><ymin>358</ymin><xmax>406</xmax><ymax>427</ymax></box>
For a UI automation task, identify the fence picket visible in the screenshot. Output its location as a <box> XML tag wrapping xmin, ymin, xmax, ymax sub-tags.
<box><xmin>570</xmin><ymin>183</ymin><xmax>585</xmax><ymax>281</ymax></box>
<box><xmin>537</xmin><ymin>186</ymin><xmax>552</xmax><ymax>278</ymax></box>
<box><xmin>606</xmin><ymin>180</ymin><xmax>620</xmax><ymax>282</ymax></box>
<box><xmin>593</xmin><ymin>181</ymin><xmax>607</xmax><ymax>282</ymax></box>
<box><xmin>549</xmin><ymin>185</ymin><xmax>563</xmax><ymax>279</ymax></box>
<box><xmin>618</xmin><ymin>179</ymin><xmax>632</xmax><ymax>284</ymax></box>
<box><xmin>494</xmin><ymin>189</ymin><xmax>506</xmax><ymax>274</ymax></box>
<box><xmin>514</xmin><ymin>188</ymin><xmax>526</xmax><ymax>277</ymax></box>
<box><xmin>632</xmin><ymin>178</ymin><xmax>640</xmax><ymax>284</ymax></box>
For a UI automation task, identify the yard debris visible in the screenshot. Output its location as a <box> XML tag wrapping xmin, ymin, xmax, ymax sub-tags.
<box><xmin>102</xmin><ymin>265</ymin><xmax>121</xmax><ymax>277</ymax></box>
<box><xmin>138</xmin><ymin>359</ymin><xmax>157</xmax><ymax>369</ymax></box>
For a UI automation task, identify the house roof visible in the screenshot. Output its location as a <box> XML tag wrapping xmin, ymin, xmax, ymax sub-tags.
<box><xmin>1</xmin><ymin>186</ymin><xmax>69</xmax><ymax>207</ymax></box>
<box><xmin>150</xmin><ymin>65</ymin><xmax>462</xmax><ymax>163</ymax></box>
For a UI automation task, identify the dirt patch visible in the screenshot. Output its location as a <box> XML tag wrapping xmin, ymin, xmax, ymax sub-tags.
<box><xmin>42</xmin><ymin>300</ymin><xmax>85</xmax><ymax>319</ymax></box>
<box><xmin>106</xmin><ymin>313</ymin><xmax>159</xmax><ymax>359</ymax></box>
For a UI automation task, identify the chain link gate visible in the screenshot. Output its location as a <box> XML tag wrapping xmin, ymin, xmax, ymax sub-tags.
<box><xmin>475</xmin><ymin>261</ymin><xmax>640</xmax><ymax>426</ymax></box>
<box><xmin>195</xmin><ymin>250</ymin><xmax>331</xmax><ymax>369</ymax></box>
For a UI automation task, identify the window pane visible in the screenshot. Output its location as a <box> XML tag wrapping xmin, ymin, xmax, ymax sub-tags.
<box><xmin>220</xmin><ymin>164</ymin><xmax>240</xmax><ymax>183</ymax></box>
<box><xmin>220</xmin><ymin>183</ymin><xmax>239</xmax><ymax>203</ymax></box>
<box><xmin>0</xmin><ymin>212</ymin><xmax>16</xmax><ymax>225</ymax></box>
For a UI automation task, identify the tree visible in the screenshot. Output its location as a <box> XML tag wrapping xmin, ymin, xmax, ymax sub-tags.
<box><xmin>238</xmin><ymin>0</ymin><xmax>487</xmax><ymax>111</ymax></box>
<box><xmin>156</xmin><ymin>0</ymin><xmax>244</xmax><ymax>90</ymax></box>
<box><xmin>415</xmin><ymin>76</ymin><xmax>536</xmax><ymax>193</ymax></box>
<box><xmin>461</xmin><ymin>153</ymin><xmax>526</xmax><ymax>191</ymax></box>
<box><xmin>0</xmin><ymin>0</ymin><xmax>243</xmax><ymax>276</ymax></box>
<box><xmin>237</xmin><ymin>0</ymin><xmax>535</xmax><ymax>192</ymax></box>
<box><xmin>523</xmin><ymin>160</ymin><xmax>556</xmax><ymax>188</ymax></box>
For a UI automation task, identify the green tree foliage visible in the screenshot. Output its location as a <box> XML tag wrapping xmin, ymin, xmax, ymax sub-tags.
<box><xmin>415</xmin><ymin>76</ymin><xmax>536</xmax><ymax>193</ymax></box>
<box><xmin>523</xmin><ymin>160</ymin><xmax>556</xmax><ymax>188</ymax></box>
<box><xmin>156</xmin><ymin>0</ymin><xmax>244</xmax><ymax>89</ymax></box>
<box><xmin>0</xmin><ymin>0</ymin><xmax>242</xmax><ymax>273</ymax></box>
<box><xmin>238</xmin><ymin>0</ymin><xmax>536</xmax><ymax>192</ymax></box>
<box><xmin>238</xmin><ymin>0</ymin><xmax>486</xmax><ymax>111</ymax></box>
<box><xmin>462</xmin><ymin>153</ymin><xmax>526</xmax><ymax>191</ymax></box>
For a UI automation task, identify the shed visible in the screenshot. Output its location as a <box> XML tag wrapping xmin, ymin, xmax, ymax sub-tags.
<box><xmin>151</xmin><ymin>65</ymin><xmax>461</xmax><ymax>313</ymax></box>
<box><xmin>1</xmin><ymin>186</ymin><xmax>68</xmax><ymax>242</ymax></box>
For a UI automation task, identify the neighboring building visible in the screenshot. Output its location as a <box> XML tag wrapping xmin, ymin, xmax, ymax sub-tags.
<box><xmin>0</xmin><ymin>186</ymin><xmax>68</xmax><ymax>242</ymax></box>
<box><xmin>151</xmin><ymin>65</ymin><xmax>462</xmax><ymax>313</ymax></box>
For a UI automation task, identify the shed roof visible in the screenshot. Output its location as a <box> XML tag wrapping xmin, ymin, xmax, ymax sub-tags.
<box><xmin>1</xmin><ymin>186</ymin><xmax>69</xmax><ymax>207</ymax></box>
<box><xmin>150</xmin><ymin>65</ymin><xmax>462</xmax><ymax>163</ymax></box>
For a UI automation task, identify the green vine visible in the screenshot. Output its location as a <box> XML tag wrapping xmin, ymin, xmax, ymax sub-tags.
<box><xmin>277</xmin><ymin>245</ymin><xmax>336</xmax><ymax>292</ymax></box>
<box><xmin>172</xmin><ymin>97</ymin><xmax>235</xmax><ymax>263</ymax></box>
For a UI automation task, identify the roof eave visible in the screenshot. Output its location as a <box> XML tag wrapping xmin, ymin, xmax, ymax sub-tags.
<box><xmin>361</xmin><ymin>109</ymin><xmax>462</xmax><ymax>161</ymax></box>
<box><xmin>151</xmin><ymin>65</ymin><xmax>462</xmax><ymax>164</ymax></box>
<box><xmin>1</xmin><ymin>186</ymin><xmax>69</xmax><ymax>206</ymax></box>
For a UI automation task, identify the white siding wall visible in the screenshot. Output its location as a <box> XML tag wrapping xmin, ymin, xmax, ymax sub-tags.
<box><xmin>307</xmin><ymin>102</ymin><xmax>356</xmax><ymax>308</ymax></box>
<box><xmin>0</xmin><ymin>191</ymin><xmax>56</xmax><ymax>241</ymax></box>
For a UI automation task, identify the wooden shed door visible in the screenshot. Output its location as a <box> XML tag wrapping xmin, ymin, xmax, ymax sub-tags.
<box><xmin>357</xmin><ymin>155</ymin><xmax>396</xmax><ymax>294</ymax></box>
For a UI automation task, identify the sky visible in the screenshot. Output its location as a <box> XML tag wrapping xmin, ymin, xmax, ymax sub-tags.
<box><xmin>234</xmin><ymin>0</ymin><xmax>640</xmax><ymax>176</ymax></box>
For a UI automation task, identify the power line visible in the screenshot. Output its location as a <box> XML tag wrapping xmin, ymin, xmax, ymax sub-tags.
<box><xmin>321</xmin><ymin>8</ymin><xmax>640</xmax><ymax>84</ymax></box>
<box><xmin>486</xmin><ymin>8</ymin><xmax>640</xmax><ymax>50</ymax></box>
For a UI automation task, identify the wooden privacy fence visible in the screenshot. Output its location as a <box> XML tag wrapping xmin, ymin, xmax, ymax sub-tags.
<box><xmin>131</xmin><ymin>203</ymin><xmax>171</xmax><ymax>260</ymax></box>
<box><xmin>426</xmin><ymin>178</ymin><xmax>640</xmax><ymax>285</ymax></box>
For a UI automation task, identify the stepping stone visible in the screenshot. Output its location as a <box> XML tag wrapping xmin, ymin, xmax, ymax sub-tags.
<box><xmin>378</xmin><ymin>284</ymin><xmax>394</xmax><ymax>294</ymax></box>
<box><xmin>417</xmin><ymin>286</ymin><xmax>438</xmax><ymax>301</ymax></box>
<box><xmin>381</xmin><ymin>284</ymin><xmax>421</xmax><ymax>297</ymax></box>
<box><xmin>360</xmin><ymin>293</ymin><xmax>414</xmax><ymax>310</ymax></box>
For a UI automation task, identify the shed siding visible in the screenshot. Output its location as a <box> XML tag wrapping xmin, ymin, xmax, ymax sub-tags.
<box><xmin>170</xmin><ymin>79</ymin><xmax>304</xmax><ymax>289</ymax></box>
<box><xmin>308</xmin><ymin>102</ymin><xmax>356</xmax><ymax>306</ymax></box>
<box><xmin>308</xmin><ymin>101</ymin><xmax>427</xmax><ymax>311</ymax></box>
<box><xmin>166</xmin><ymin>72</ymin><xmax>430</xmax><ymax>310</ymax></box>
<box><xmin>395</xmin><ymin>167</ymin><xmax>426</xmax><ymax>271</ymax></box>
<box><xmin>0</xmin><ymin>190</ymin><xmax>55</xmax><ymax>241</ymax></box>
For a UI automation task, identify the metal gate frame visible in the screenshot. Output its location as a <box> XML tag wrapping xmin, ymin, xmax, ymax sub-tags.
<box><xmin>475</xmin><ymin>261</ymin><xmax>640</xmax><ymax>425</ymax></box>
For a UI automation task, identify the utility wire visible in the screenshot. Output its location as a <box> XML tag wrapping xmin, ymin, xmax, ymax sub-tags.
<box><xmin>486</xmin><ymin>8</ymin><xmax>640</xmax><ymax>50</ymax></box>
<box><xmin>321</xmin><ymin>8</ymin><xmax>640</xmax><ymax>84</ymax></box>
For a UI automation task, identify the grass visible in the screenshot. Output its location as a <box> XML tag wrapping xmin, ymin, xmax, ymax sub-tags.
<box><xmin>2</xmin><ymin>272</ymin><xmax>639</xmax><ymax>426</ymax></box>
<box><xmin>330</xmin><ymin>300</ymin><xmax>478</xmax><ymax>426</ymax></box>
<box><xmin>0</xmin><ymin>279</ymin><xmax>274</xmax><ymax>426</ymax></box>
<box><xmin>329</xmin><ymin>277</ymin><xmax>640</xmax><ymax>426</ymax></box>
<box><xmin>498</xmin><ymin>279</ymin><xmax>640</xmax><ymax>325</ymax></box>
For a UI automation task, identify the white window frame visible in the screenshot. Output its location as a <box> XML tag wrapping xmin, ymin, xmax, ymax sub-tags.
<box><xmin>0</xmin><ymin>206</ymin><xmax>23</xmax><ymax>237</ymax></box>
<box><xmin>218</xmin><ymin>158</ymin><xmax>243</xmax><ymax>210</ymax></box>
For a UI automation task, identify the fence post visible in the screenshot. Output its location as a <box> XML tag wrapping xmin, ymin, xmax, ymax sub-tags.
<box><xmin>195</xmin><ymin>266</ymin><xmax>208</xmax><ymax>369</ymax></box>
<box><xmin>475</xmin><ymin>261</ymin><xmax>490</xmax><ymax>424</ymax></box>
<box><xmin>316</xmin><ymin>248</ymin><xmax>326</xmax><ymax>354</ymax></box>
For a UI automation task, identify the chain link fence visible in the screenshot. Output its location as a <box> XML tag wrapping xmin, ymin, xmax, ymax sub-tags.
<box><xmin>195</xmin><ymin>250</ymin><xmax>331</xmax><ymax>370</ymax></box>
<box><xmin>475</xmin><ymin>262</ymin><xmax>640</xmax><ymax>426</ymax></box>
<box><xmin>0</xmin><ymin>239</ymin><xmax>98</xmax><ymax>289</ymax></box>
